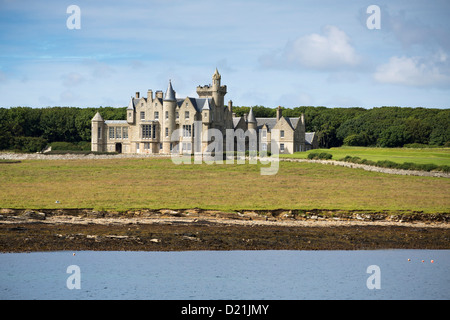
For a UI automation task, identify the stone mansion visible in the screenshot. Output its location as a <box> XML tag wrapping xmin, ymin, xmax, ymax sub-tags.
<box><xmin>91</xmin><ymin>69</ymin><xmax>318</xmax><ymax>155</ymax></box>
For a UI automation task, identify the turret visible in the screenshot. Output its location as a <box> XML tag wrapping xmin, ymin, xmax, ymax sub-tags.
<box><xmin>162</xmin><ymin>80</ymin><xmax>177</xmax><ymax>153</ymax></box>
<box><xmin>247</xmin><ymin>107</ymin><xmax>257</xmax><ymax>131</ymax></box>
<box><xmin>91</xmin><ymin>112</ymin><xmax>105</xmax><ymax>152</ymax></box>
<box><xmin>127</xmin><ymin>97</ymin><xmax>136</xmax><ymax>124</ymax></box>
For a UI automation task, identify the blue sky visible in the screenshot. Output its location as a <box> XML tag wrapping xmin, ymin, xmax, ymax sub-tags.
<box><xmin>0</xmin><ymin>0</ymin><xmax>449</xmax><ymax>109</ymax></box>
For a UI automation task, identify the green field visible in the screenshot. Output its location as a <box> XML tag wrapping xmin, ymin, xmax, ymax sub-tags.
<box><xmin>281</xmin><ymin>147</ymin><xmax>450</xmax><ymax>166</ymax></box>
<box><xmin>0</xmin><ymin>157</ymin><xmax>448</xmax><ymax>213</ymax></box>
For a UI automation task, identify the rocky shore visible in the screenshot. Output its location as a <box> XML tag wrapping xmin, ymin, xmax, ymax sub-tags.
<box><xmin>1</xmin><ymin>208</ymin><xmax>449</xmax><ymax>252</ymax></box>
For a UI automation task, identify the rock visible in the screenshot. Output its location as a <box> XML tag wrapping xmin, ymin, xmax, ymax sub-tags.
<box><xmin>0</xmin><ymin>208</ymin><xmax>16</xmax><ymax>215</ymax></box>
<box><xmin>150</xmin><ymin>238</ymin><xmax>160</xmax><ymax>243</ymax></box>
<box><xmin>23</xmin><ymin>210</ymin><xmax>46</xmax><ymax>220</ymax></box>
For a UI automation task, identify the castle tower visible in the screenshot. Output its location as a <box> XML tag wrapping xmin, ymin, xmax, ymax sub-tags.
<box><xmin>162</xmin><ymin>80</ymin><xmax>176</xmax><ymax>153</ymax></box>
<box><xmin>212</xmin><ymin>68</ymin><xmax>225</xmax><ymax>125</ymax></box>
<box><xmin>91</xmin><ymin>112</ymin><xmax>105</xmax><ymax>152</ymax></box>
<box><xmin>196</xmin><ymin>69</ymin><xmax>227</xmax><ymax>130</ymax></box>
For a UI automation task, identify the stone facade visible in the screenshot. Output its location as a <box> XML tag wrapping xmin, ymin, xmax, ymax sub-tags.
<box><xmin>91</xmin><ymin>69</ymin><xmax>317</xmax><ymax>155</ymax></box>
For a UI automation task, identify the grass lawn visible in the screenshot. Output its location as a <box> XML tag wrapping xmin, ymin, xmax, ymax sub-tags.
<box><xmin>0</xmin><ymin>158</ymin><xmax>448</xmax><ymax>213</ymax></box>
<box><xmin>281</xmin><ymin>146</ymin><xmax>450</xmax><ymax>166</ymax></box>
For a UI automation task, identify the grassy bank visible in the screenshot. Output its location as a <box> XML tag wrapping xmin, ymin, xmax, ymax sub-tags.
<box><xmin>281</xmin><ymin>147</ymin><xmax>450</xmax><ymax>166</ymax></box>
<box><xmin>0</xmin><ymin>157</ymin><xmax>448</xmax><ymax>213</ymax></box>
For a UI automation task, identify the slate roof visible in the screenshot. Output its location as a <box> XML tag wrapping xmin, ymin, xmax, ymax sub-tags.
<box><xmin>305</xmin><ymin>132</ymin><xmax>316</xmax><ymax>145</ymax></box>
<box><xmin>127</xmin><ymin>97</ymin><xmax>148</xmax><ymax>110</ymax></box>
<box><xmin>164</xmin><ymin>81</ymin><xmax>176</xmax><ymax>101</ymax></box>
<box><xmin>247</xmin><ymin>108</ymin><xmax>256</xmax><ymax>123</ymax></box>
<box><xmin>183</xmin><ymin>97</ymin><xmax>212</xmax><ymax>113</ymax></box>
<box><xmin>256</xmin><ymin>117</ymin><xmax>300</xmax><ymax>131</ymax></box>
<box><xmin>105</xmin><ymin>120</ymin><xmax>127</xmax><ymax>124</ymax></box>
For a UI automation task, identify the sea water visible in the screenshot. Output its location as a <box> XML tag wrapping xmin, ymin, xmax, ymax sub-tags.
<box><xmin>0</xmin><ymin>250</ymin><xmax>448</xmax><ymax>300</ymax></box>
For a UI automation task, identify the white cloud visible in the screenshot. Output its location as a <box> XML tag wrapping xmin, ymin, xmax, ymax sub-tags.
<box><xmin>374</xmin><ymin>52</ymin><xmax>450</xmax><ymax>87</ymax></box>
<box><xmin>261</xmin><ymin>25</ymin><xmax>361</xmax><ymax>71</ymax></box>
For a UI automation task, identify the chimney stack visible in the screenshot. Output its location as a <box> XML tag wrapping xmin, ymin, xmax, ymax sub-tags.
<box><xmin>276</xmin><ymin>106</ymin><xmax>282</xmax><ymax>120</ymax></box>
<box><xmin>135</xmin><ymin>92</ymin><xmax>140</xmax><ymax>99</ymax></box>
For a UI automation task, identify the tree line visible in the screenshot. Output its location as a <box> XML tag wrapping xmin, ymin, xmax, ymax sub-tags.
<box><xmin>0</xmin><ymin>105</ymin><xmax>448</xmax><ymax>152</ymax></box>
<box><xmin>233</xmin><ymin>106</ymin><xmax>449</xmax><ymax>148</ymax></box>
<box><xmin>0</xmin><ymin>107</ymin><xmax>125</xmax><ymax>152</ymax></box>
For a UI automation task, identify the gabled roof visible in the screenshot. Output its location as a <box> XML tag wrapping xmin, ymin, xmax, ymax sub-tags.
<box><xmin>183</xmin><ymin>97</ymin><xmax>212</xmax><ymax>113</ymax></box>
<box><xmin>127</xmin><ymin>97</ymin><xmax>147</xmax><ymax>110</ymax></box>
<box><xmin>305</xmin><ymin>132</ymin><xmax>316</xmax><ymax>145</ymax></box>
<box><xmin>202</xmin><ymin>98</ymin><xmax>211</xmax><ymax>110</ymax></box>
<box><xmin>256</xmin><ymin>118</ymin><xmax>277</xmax><ymax>130</ymax></box>
<box><xmin>285</xmin><ymin>117</ymin><xmax>299</xmax><ymax>130</ymax></box>
<box><xmin>256</xmin><ymin>117</ymin><xmax>300</xmax><ymax>131</ymax></box>
<box><xmin>233</xmin><ymin>117</ymin><xmax>241</xmax><ymax>128</ymax></box>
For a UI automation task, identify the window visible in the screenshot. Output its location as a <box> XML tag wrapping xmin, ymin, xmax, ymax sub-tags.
<box><xmin>142</xmin><ymin>124</ymin><xmax>152</xmax><ymax>139</ymax></box>
<box><xmin>176</xmin><ymin>112</ymin><xmax>179</xmax><ymax>119</ymax></box>
<box><xmin>154</xmin><ymin>111</ymin><xmax>159</xmax><ymax>120</ymax></box>
<box><xmin>262</xmin><ymin>143</ymin><xmax>267</xmax><ymax>151</ymax></box>
<box><xmin>116</xmin><ymin>127</ymin><xmax>121</xmax><ymax>139</ymax></box>
<box><xmin>165</xmin><ymin>127</ymin><xmax>169</xmax><ymax>137</ymax></box>
<box><xmin>109</xmin><ymin>127</ymin><xmax>115</xmax><ymax>139</ymax></box>
<box><xmin>144</xmin><ymin>143</ymin><xmax>150</xmax><ymax>150</ymax></box>
<box><xmin>136</xmin><ymin>143</ymin><xmax>140</xmax><ymax>152</ymax></box>
<box><xmin>262</xmin><ymin>130</ymin><xmax>267</xmax><ymax>139</ymax></box>
<box><xmin>140</xmin><ymin>112</ymin><xmax>145</xmax><ymax>120</ymax></box>
<box><xmin>165</xmin><ymin>111</ymin><xmax>169</xmax><ymax>120</ymax></box>
<box><xmin>280</xmin><ymin>143</ymin><xmax>285</xmax><ymax>152</ymax></box>
<box><xmin>152</xmin><ymin>124</ymin><xmax>156</xmax><ymax>139</ymax></box>
<box><xmin>128</xmin><ymin>112</ymin><xmax>131</xmax><ymax>118</ymax></box>
<box><xmin>98</xmin><ymin>127</ymin><xmax>102</xmax><ymax>139</ymax></box>
<box><xmin>183</xmin><ymin>125</ymin><xmax>192</xmax><ymax>137</ymax></box>
<box><xmin>280</xmin><ymin>130</ymin><xmax>285</xmax><ymax>138</ymax></box>
<box><xmin>123</xmin><ymin>127</ymin><xmax>128</xmax><ymax>139</ymax></box>
<box><xmin>185</xmin><ymin>111</ymin><xmax>189</xmax><ymax>120</ymax></box>
<box><xmin>160</xmin><ymin>143</ymin><xmax>163</xmax><ymax>150</ymax></box>
<box><xmin>182</xmin><ymin>142</ymin><xmax>191</xmax><ymax>152</ymax></box>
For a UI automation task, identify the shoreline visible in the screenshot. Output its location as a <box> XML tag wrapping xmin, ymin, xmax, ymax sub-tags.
<box><xmin>1</xmin><ymin>209</ymin><xmax>449</xmax><ymax>252</ymax></box>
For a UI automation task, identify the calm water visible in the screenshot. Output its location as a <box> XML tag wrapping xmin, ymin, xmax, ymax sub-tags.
<box><xmin>0</xmin><ymin>250</ymin><xmax>448</xmax><ymax>300</ymax></box>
